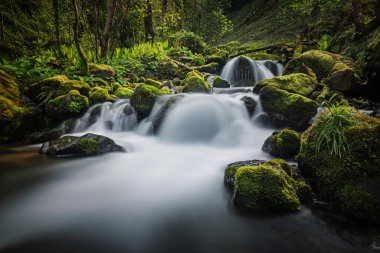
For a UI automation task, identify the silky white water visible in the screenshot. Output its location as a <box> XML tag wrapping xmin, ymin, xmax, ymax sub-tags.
<box><xmin>0</xmin><ymin>89</ymin><xmax>374</xmax><ymax>253</ymax></box>
<box><xmin>220</xmin><ymin>56</ymin><xmax>283</xmax><ymax>86</ymax></box>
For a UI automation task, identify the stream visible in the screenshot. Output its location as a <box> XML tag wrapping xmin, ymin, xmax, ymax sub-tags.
<box><xmin>0</xmin><ymin>59</ymin><xmax>379</xmax><ymax>253</ymax></box>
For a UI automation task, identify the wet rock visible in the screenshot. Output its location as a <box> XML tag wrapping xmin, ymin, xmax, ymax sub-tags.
<box><xmin>26</xmin><ymin>129</ymin><xmax>65</xmax><ymax>144</ymax></box>
<box><xmin>89</xmin><ymin>63</ymin><xmax>115</xmax><ymax>78</ymax></box>
<box><xmin>260</xmin><ymin>86</ymin><xmax>318</xmax><ymax>131</ymax></box>
<box><xmin>262</xmin><ymin>129</ymin><xmax>301</xmax><ymax>158</ymax></box>
<box><xmin>40</xmin><ymin>133</ymin><xmax>124</xmax><ymax>157</ymax></box>
<box><xmin>224</xmin><ymin>160</ymin><xmax>265</xmax><ymax>189</ymax></box>
<box><xmin>240</xmin><ymin>96</ymin><xmax>257</xmax><ymax>117</ymax></box>
<box><xmin>213</xmin><ymin>76</ymin><xmax>230</xmax><ymax>88</ymax></box>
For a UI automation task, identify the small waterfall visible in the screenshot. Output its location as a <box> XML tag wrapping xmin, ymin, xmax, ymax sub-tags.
<box><xmin>157</xmin><ymin>93</ymin><xmax>272</xmax><ymax>146</ymax></box>
<box><xmin>220</xmin><ymin>56</ymin><xmax>283</xmax><ymax>87</ymax></box>
<box><xmin>73</xmin><ymin>99</ymin><xmax>138</xmax><ymax>132</ymax></box>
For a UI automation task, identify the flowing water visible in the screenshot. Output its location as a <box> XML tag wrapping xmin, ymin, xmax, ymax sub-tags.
<box><xmin>220</xmin><ymin>57</ymin><xmax>283</xmax><ymax>86</ymax></box>
<box><xmin>0</xmin><ymin>59</ymin><xmax>378</xmax><ymax>253</ymax></box>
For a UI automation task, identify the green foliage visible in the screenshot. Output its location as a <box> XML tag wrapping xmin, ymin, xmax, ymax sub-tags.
<box><xmin>168</xmin><ymin>31</ymin><xmax>207</xmax><ymax>54</ymax></box>
<box><xmin>68</xmin><ymin>101</ymin><xmax>83</xmax><ymax>113</ymax></box>
<box><xmin>316</xmin><ymin>95</ymin><xmax>356</xmax><ymax>158</ymax></box>
<box><xmin>78</xmin><ymin>139</ymin><xmax>98</xmax><ymax>156</ymax></box>
<box><xmin>319</xmin><ymin>34</ymin><xmax>332</xmax><ymax>50</ymax></box>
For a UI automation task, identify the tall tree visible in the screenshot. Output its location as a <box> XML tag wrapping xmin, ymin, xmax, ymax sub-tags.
<box><xmin>72</xmin><ymin>0</ymin><xmax>89</xmax><ymax>74</ymax></box>
<box><xmin>100</xmin><ymin>0</ymin><xmax>117</xmax><ymax>60</ymax></box>
<box><xmin>52</xmin><ymin>0</ymin><xmax>63</xmax><ymax>56</ymax></box>
<box><xmin>351</xmin><ymin>0</ymin><xmax>364</xmax><ymax>32</ymax></box>
<box><xmin>94</xmin><ymin>0</ymin><xmax>100</xmax><ymax>60</ymax></box>
<box><xmin>144</xmin><ymin>0</ymin><xmax>155</xmax><ymax>43</ymax></box>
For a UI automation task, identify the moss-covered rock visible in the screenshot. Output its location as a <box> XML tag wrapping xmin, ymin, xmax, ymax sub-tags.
<box><xmin>0</xmin><ymin>70</ymin><xmax>38</xmax><ymax>144</ymax></box>
<box><xmin>146</xmin><ymin>78</ymin><xmax>163</xmax><ymax>89</ymax></box>
<box><xmin>283</xmin><ymin>59</ymin><xmax>317</xmax><ymax>80</ymax></box>
<box><xmin>181</xmin><ymin>71</ymin><xmax>212</xmax><ymax>93</ymax></box>
<box><xmin>130</xmin><ymin>84</ymin><xmax>167</xmax><ymax>120</ymax></box>
<box><xmin>213</xmin><ymin>76</ymin><xmax>230</xmax><ymax>88</ymax></box>
<box><xmin>89</xmin><ymin>87</ymin><xmax>111</xmax><ymax>103</ymax></box>
<box><xmin>326</xmin><ymin>62</ymin><xmax>359</xmax><ymax>92</ymax></box>
<box><xmin>206</xmin><ymin>54</ymin><xmax>227</xmax><ymax>65</ymax></box>
<box><xmin>224</xmin><ymin>160</ymin><xmax>266</xmax><ymax>189</ymax></box>
<box><xmin>28</xmin><ymin>75</ymin><xmax>70</xmax><ymax>101</ymax></box>
<box><xmin>46</xmin><ymin>91</ymin><xmax>89</xmax><ymax>121</ymax></box>
<box><xmin>253</xmin><ymin>73</ymin><xmax>318</xmax><ymax>97</ymax></box>
<box><xmin>114</xmin><ymin>87</ymin><xmax>134</xmax><ymax>99</ymax></box>
<box><xmin>233</xmin><ymin>160</ymin><xmax>301</xmax><ymax>211</ymax></box>
<box><xmin>260</xmin><ymin>86</ymin><xmax>318</xmax><ymax>130</ymax></box>
<box><xmin>58</xmin><ymin>80</ymin><xmax>91</xmax><ymax>96</ymax></box>
<box><xmin>262</xmin><ymin>129</ymin><xmax>301</xmax><ymax>158</ymax></box>
<box><xmin>192</xmin><ymin>62</ymin><xmax>220</xmax><ymax>74</ymax></box>
<box><xmin>89</xmin><ymin>63</ymin><xmax>115</xmax><ymax>78</ymax></box>
<box><xmin>298</xmin><ymin>108</ymin><xmax>380</xmax><ymax>222</ymax></box>
<box><xmin>40</xmin><ymin>133</ymin><xmax>123</xmax><ymax>157</ymax></box>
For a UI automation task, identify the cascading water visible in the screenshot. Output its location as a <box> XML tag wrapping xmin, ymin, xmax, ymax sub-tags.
<box><xmin>220</xmin><ymin>56</ymin><xmax>283</xmax><ymax>87</ymax></box>
<box><xmin>73</xmin><ymin>99</ymin><xmax>138</xmax><ymax>132</ymax></box>
<box><xmin>0</xmin><ymin>64</ymin><xmax>373</xmax><ymax>253</ymax></box>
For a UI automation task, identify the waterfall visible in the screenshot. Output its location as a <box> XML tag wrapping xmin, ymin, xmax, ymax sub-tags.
<box><xmin>73</xmin><ymin>99</ymin><xmax>138</xmax><ymax>132</ymax></box>
<box><xmin>220</xmin><ymin>56</ymin><xmax>283</xmax><ymax>87</ymax></box>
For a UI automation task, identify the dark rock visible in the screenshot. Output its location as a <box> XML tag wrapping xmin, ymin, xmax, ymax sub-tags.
<box><xmin>262</xmin><ymin>129</ymin><xmax>301</xmax><ymax>158</ymax></box>
<box><xmin>40</xmin><ymin>133</ymin><xmax>124</xmax><ymax>157</ymax></box>
<box><xmin>26</xmin><ymin>129</ymin><xmax>65</xmax><ymax>144</ymax></box>
<box><xmin>240</xmin><ymin>96</ymin><xmax>257</xmax><ymax>117</ymax></box>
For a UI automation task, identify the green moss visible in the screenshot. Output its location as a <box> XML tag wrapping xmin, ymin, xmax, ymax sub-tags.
<box><xmin>58</xmin><ymin>80</ymin><xmax>91</xmax><ymax>96</ymax></box>
<box><xmin>79</xmin><ymin>138</ymin><xmax>98</xmax><ymax>156</ymax></box>
<box><xmin>298</xmin><ymin>108</ymin><xmax>380</xmax><ymax>222</ymax></box>
<box><xmin>260</xmin><ymin>86</ymin><xmax>318</xmax><ymax>130</ymax></box>
<box><xmin>213</xmin><ymin>76</ymin><xmax>230</xmax><ymax>88</ymax></box>
<box><xmin>233</xmin><ymin>164</ymin><xmax>301</xmax><ymax>211</ymax></box>
<box><xmin>181</xmin><ymin>71</ymin><xmax>212</xmax><ymax>93</ymax></box>
<box><xmin>192</xmin><ymin>62</ymin><xmax>220</xmax><ymax>74</ymax></box>
<box><xmin>263</xmin><ymin>129</ymin><xmax>301</xmax><ymax>158</ymax></box>
<box><xmin>0</xmin><ymin>70</ymin><xmax>20</xmax><ymax>100</ymax></box>
<box><xmin>89</xmin><ymin>63</ymin><xmax>115</xmax><ymax>78</ymax></box>
<box><xmin>283</xmin><ymin>59</ymin><xmax>317</xmax><ymax>80</ymax></box>
<box><xmin>157</xmin><ymin>60</ymin><xmax>178</xmax><ymax>79</ymax></box>
<box><xmin>114</xmin><ymin>87</ymin><xmax>134</xmax><ymax>99</ymax></box>
<box><xmin>47</xmin><ymin>92</ymin><xmax>89</xmax><ymax>121</ymax></box>
<box><xmin>28</xmin><ymin>75</ymin><xmax>70</xmax><ymax>100</ymax></box>
<box><xmin>146</xmin><ymin>78</ymin><xmax>163</xmax><ymax>89</ymax></box>
<box><xmin>89</xmin><ymin>87</ymin><xmax>111</xmax><ymax>103</ymax></box>
<box><xmin>192</xmin><ymin>55</ymin><xmax>206</xmax><ymax>66</ymax></box>
<box><xmin>111</xmin><ymin>83</ymin><xmax>122</xmax><ymax>93</ymax></box>
<box><xmin>130</xmin><ymin>84</ymin><xmax>166</xmax><ymax>119</ymax></box>
<box><xmin>206</xmin><ymin>54</ymin><xmax>227</xmax><ymax>65</ymax></box>
<box><xmin>253</xmin><ymin>73</ymin><xmax>318</xmax><ymax>97</ymax></box>
<box><xmin>316</xmin><ymin>85</ymin><xmax>331</xmax><ymax>104</ymax></box>
<box><xmin>246</xmin><ymin>53</ymin><xmax>281</xmax><ymax>61</ymax></box>
<box><xmin>296</xmin><ymin>50</ymin><xmax>337</xmax><ymax>80</ymax></box>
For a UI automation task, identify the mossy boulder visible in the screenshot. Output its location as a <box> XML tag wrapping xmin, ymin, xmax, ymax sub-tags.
<box><xmin>206</xmin><ymin>54</ymin><xmax>227</xmax><ymax>65</ymax></box>
<box><xmin>157</xmin><ymin>60</ymin><xmax>178</xmax><ymax>79</ymax></box>
<box><xmin>130</xmin><ymin>84</ymin><xmax>167</xmax><ymax>120</ymax></box>
<box><xmin>181</xmin><ymin>71</ymin><xmax>212</xmax><ymax>93</ymax></box>
<box><xmin>213</xmin><ymin>76</ymin><xmax>230</xmax><ymax>88</ymax></box>
<box><xmin>0</xmin><ymin>70</ymin><xmax>38</xmax><ymax>144</ymax></box>
<box><xmin>293</xmin><ymin>50</ymin><xmax>337</xmax><ymax>80</ymax></box>
<box><xmin>260</xmin><ymin>86</ymin><xmax>318</xmax><ymax>130</ymax></box>
<box><xmin>40</xmin><ymin>133</ymin><xmax>124</xmax><ymax>157</ymax></box>
<box><xmin>114</xmin><ymin>87</ymin><xmax>134</xmax><ymax>99</ymax></box>
<box><xmin>146</xmin><ymin>78</ymin><xmax>163</xmax><ymax>89</ymax></box>
<box><xmin>89</xmin><ymin>63</ymin><xmax>115</xmax><ymax>78</ymax></box>
<box><xmin>224</xmin><ymin>160</ymin><xmax>265</xmax><ymax>189</ymax></box>
<box><xmin>262</xmin><ymin>129</ymin><xmax>301</xmax><ymax>158</ymax></box>
<box><xmin>298</xmin><ymin>108</ymin><xmax>380</xmax><ymax>222</ymax></box>
<box><xmin>232</xmin><ymin>160</ymin><xmax>302</xmax><ymax>211</ymax></box>
<box><xmin>283</xmin><ymin>59</ymin><xmax>317</xmax><ymax>80</ymax></box>
<box><xmin>326</xmin><ymin>62</ymin><xmax>359</xmax><ymax>92</ymax></box>
<box><xmin>28</xmin><ymin>75</ymin><xmax>70</xmax><ymax>101</ymax></box>
<box><xmin>192</xmin><ymin>62</ymin><xmax>220</xmax><ymax>74</ymax></box>
<box><xmin>46</xmin><ymin>90</ymin><xmax>89</xmax><ymax>121</ymax></box>
<box><xmin>253</xmin><ymin>73</ymin><xmax>318</xmax><ymax>97</ymax></box>
<box><xmin>58</xmin><ymin>80</ymin><xmax>91</xmax><ymax>96</ymax></box>
<box><xmin>89</xmin><ymin>87</ymin><xmax>112</xmax><ymax>103</ymax></box>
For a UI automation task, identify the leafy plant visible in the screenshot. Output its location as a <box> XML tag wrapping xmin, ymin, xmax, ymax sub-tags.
<box><xmin>68</xmin><ymin>101</ymin><xmax>83</xmax><ymax>113</ymax></box>
<box><xmin>316</xmin><ymin>95</ymin><xmax>356</xmax><ymax>158</ymax></box>
<box><xmin>318</xmin><ymin>34</ymin><xmax>331</xmax><ymax>50</ymax></box>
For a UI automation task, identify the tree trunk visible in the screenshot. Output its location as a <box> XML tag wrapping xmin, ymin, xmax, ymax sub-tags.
<box><xmin>110</xmin><ymin>8</ymin><xmax>128</xmax><ymax>59</ymax></box>
<box><xmin>72</xmin><ymin>0</ymin><xmax>89</xmax><ymax>75</ymax></box>
<box><xmin>144</xmin><ymin>0</ymin><xmax>155</xmax><ymax>43</ymax></box>
<box><xmin>351</xmin><ymin>0</ymin><xmax>364</xmax><ymax>32</ymax></box>
<box><xmin>100</xmin><ymin>0</ymin><xmax>117</xmax><ymax>60</ymax></box>
<box><xmin>94</xmin><ymin>0</ymin><xmax>100</xmax><ymax>61</ymax></box>
<box><xmin>53</xmin><ymin>0</ymin><xmax>63</xmax><ymax>56</ymax></box>
<box><xmin>0</xmin><ymin>11</ymin><xmax>4</xmax><ymax>41</ymax></box>
<box><xmin>161</xmin><ymin>0</ymin><xmax>167</xmax><ymax>24</ymax></box>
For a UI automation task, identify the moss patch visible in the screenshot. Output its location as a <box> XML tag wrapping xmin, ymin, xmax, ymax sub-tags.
<box><xmin>260</xmin><ymin>86</ymin><xmax>318</xmax><ymax>130</ymax></box>
<box><xmin>298</xmin><ymin>108</ymin><xmax>380</xmax><ymax>222</ymax></box>
<box><xmin>181</xmin><ymin>71</ymin><xmax>212</xmax><ymax>93</ymax></box>
<box><xmin>253</xmin><ymin>73</ymin><xmax>318</xmax><ymax>97</ymax></box>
